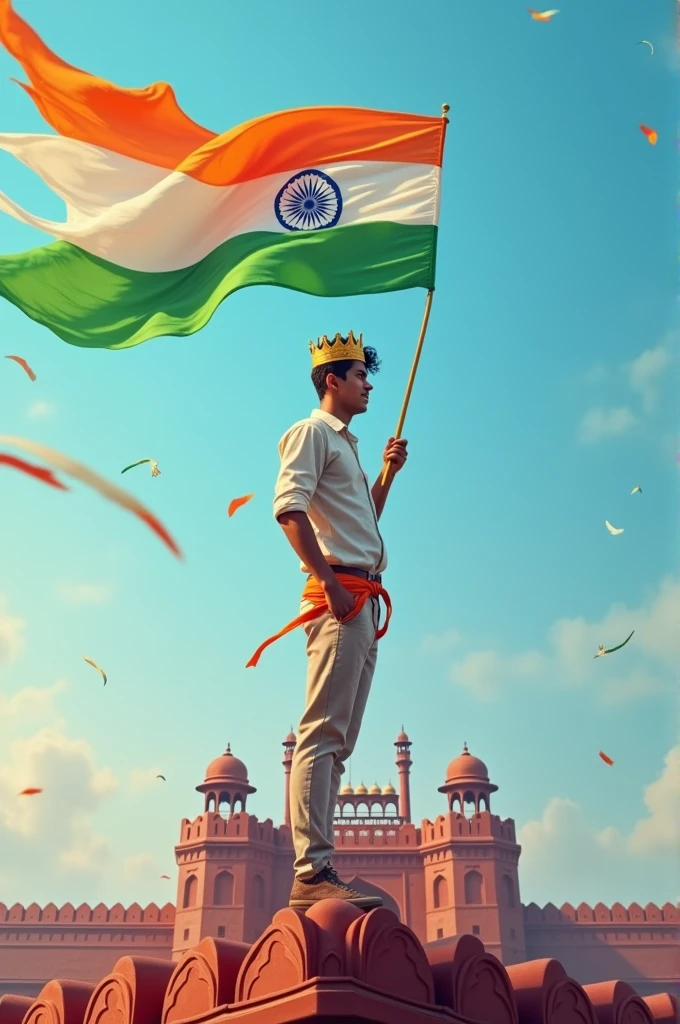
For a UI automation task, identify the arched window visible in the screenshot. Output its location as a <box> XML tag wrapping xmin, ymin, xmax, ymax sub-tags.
<box><xmin>206</xmin><ymin>792</ymin><xmax>216</xmax><ymax>812</ymax></box>
<box><xmin>463</xmin><ymin>791</ymin><xmax>477</xmax><ymax>817</ymax></box>
<box><xmin>501</xmin><ymin>874</ymin><xmax>515</xmax><ymax>908</ymax></box>
<box><xmin>253</xmin><ymin>874</ymin><xmax>265</xmax><ymax>909</ymax></box>
<box><xmin>433</xmin><ymin>875</ymin><xmax>449</xmax><ymax>909</ymax></box>
<box><xmin>355</xmin><ymin>802</ymin><xmax>369</xmax><ymax>817</ymax></box>
<box><xmin>464</xmin><ymin>870</ymin><xmax>483</xmax><ymax>905</ymax></box>
<box><xmin>213</xmin><ymin>870</ymin><xmax>234</xmax><ymax>906</ymax></box>
<box><xmin>182</xmin><ymin>875</ymin><xmax>198</xmax><ymax>909</ymax></box>
<box><xmin>385</xmin><ymin>802</ymin><xmax>398</xmax><ymax>817</ymax></box>
<box><xmin>370</xmin><ymin>803</ymin><xmax>383</xmax><ymax>816</ymax></box>
<box><xmin>334</xmin><ymin>803</ymin><xmax>342</xmax><ymax>817</ymax></box>
<box><xmin>218</xmin><ymin>792</ymin><xmax>230</xmax><ymax>818</ymax></box>
<box><xmin>450</xmin><ymin>792</ymin><xmax>462</xmax><ymax>813</ymax></box>
<box><xmin>341</xmin><ymin>802</ymin><xmax>355</xmax><ymax>818</ymax></box>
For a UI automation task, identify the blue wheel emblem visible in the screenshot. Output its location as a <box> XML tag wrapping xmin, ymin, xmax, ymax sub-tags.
<box><xmin>275</xmin><ymin>169</ymin><xmax>342</xmax><ymax>231</ymax></box>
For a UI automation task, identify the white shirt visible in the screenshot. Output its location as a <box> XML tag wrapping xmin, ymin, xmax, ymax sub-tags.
<box><xmin>273</xmin><ymin>408</ymin><xmax>387</xmax><ymax>574</ymax></box>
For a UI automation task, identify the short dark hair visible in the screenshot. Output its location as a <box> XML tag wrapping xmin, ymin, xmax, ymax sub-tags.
<box><xmin>311</xmin><ymin>346</ymin><xmax>381</xmax><ymax>400</ymax></box>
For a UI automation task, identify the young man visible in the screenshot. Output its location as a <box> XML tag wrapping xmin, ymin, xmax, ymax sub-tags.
<box><xmin>272</xmin><ymin>330</ymin><xmax>408</xmax><ymax>909</ymax></box>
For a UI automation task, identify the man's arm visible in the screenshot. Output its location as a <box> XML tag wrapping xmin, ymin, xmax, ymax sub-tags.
<box><xmin>273</xmin><ymin>422</ymin><xmax>356</xmax><ymax>620</ymax></box>
<box><xmin>276</xmin><ymin>511</ymin><xmax>336</xmax><ymax>588</ymax></box>
<box><xmin>371</xmin><ymin>437</ymin><xmax>408</xmax><ymax>519</ymax></box>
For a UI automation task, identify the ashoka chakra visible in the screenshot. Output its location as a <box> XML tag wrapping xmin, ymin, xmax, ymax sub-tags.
<box><xmin>275</xmin><ymin>169</ymin><xmax>342</xmax><ymax>231</ymax></box>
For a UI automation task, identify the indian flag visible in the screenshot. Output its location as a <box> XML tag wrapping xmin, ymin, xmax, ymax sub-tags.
<box><xmin>0</xmin><ymin>1</ymin><xmax>446</xmax><ymax>351</ymax></box>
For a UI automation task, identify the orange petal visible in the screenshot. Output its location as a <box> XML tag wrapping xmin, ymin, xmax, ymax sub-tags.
<box><xmin>5</xmin><ymin>355</ymin><xmax>36</xmax><ymax>380</ymax></box>
<box><xmin>640</xmin><ymin>124</ymin><xmax>657</xmax><ymax>144</ymax></box>
<box><xmin>18</xmin><ymin>787</ymin><xmax>42</xmax><ymax>795</ymax></box>
<box><xmin>227</xmin><ymin>493</ymin><xmax>254</xmax><ymax>517</ymax></box>
<box><xmin>598</xmin><ymin>751</ymin><xmax>614</xmax><ymax>766</ymax></box>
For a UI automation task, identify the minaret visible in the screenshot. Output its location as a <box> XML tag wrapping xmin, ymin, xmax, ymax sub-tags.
<box><xmin>394</xmin><ymin>727</ymin><xmax>412</xmax><ymax>823</ymax></box>
<box><xmin>282</xmin><ymin>727</ymin><xmax>296</xmax><ymax>827</ymax></box>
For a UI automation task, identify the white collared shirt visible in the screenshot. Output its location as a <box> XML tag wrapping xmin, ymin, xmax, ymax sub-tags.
<box><xmin>273</xmin><ymin>408</ymin><xmax>387</xmax><ymax>574</ymax></box>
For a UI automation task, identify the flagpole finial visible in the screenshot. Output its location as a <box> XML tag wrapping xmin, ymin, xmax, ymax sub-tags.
<box><xmin>441</xmin><ymin>103</ymin><xmax>450</xmax><ymax>118</ymax></box>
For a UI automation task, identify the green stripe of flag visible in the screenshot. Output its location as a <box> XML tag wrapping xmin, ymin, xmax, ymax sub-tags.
<box><xmin>0</xmin><ymin>222</ymin><xmax>438</xmax><ymax>350</ymax></box>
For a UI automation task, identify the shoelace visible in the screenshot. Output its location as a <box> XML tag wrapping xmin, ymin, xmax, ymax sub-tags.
<box><xmin>324</xmin><ymin>867</ymin><xmax>359</xmax><ymax>893</ymax></box>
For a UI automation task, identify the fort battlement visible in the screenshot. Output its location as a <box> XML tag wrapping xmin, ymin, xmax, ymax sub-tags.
<box><xmin>178</xmin><ymin>811</ymin><xmax>291</xmax><ymax>846</ymax></box>
<box><xmin>0</xmin><ymin>902</ymin><xmax>175</xmax><ymax>925</ymax></box>
<box><xmin>420</xmin><ymin>811</ymin><xmax>517</xmax><ymax>844</ymax></box>
<box><xmin>523</xmin><ymin>901</ymin><xmax>678</xmax><ymax>924</ymax></box>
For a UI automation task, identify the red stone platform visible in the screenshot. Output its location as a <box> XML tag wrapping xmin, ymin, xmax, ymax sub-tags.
<box><xmin>0</xmin><ymin>901</ymin><xmax>675</xmax><ymax>1024</ymax></box>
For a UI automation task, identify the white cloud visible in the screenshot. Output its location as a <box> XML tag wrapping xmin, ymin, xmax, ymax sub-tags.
<box><xmin>627</xmin><ymin>746</ymin><xmax>680</xmax><ymax>855</ymax></box>
<box><xmin>57</xmin><ymin>583</ymin><xmax>112</xmax><ymax>605</ymax></box>
<box><xmin>585</xmin><ymin>363</ymin><xmax>608</xmax><ymax>385</ymax></box>
<box><xmin>625</xmin><ymin>344</ymin><xmax>672</xmax><ymax>414</ymax></box>
<box><xmin>577</xmin><ymin>406</ymin><xmax>637</xmax><ymax>443</ymax></box>
<box><xmin>0</xmin><ymin>594</ymin><xmax>26</xmax><ymax>666</ymax></box>
<box><xmin>0</xmin><ymin>681</ymin><xmax>67</xmax><ymax>724</ymax></box>
<box><xmin>422</xmin><ymin>628</ymin><xmax>462</xmax><ymax>653</ymax></box>
<box><xmin>518</xmin><ymin>749</ymin><xmax>680</xmax><ymax>904</ymax></box>
<box><xmin>123</xmin><ymin>853</ymin><xmax>162</xmax><ymax>880</ymax></box>
<box><xmin>580</xmin><ymin>334</ymin><xmax>674</xmax><ymax>442</ymax></box>
<box><xmin>26</xmin><ymin>401</ymin><xmax>57</xmax><ymax>419</ymax></box>
<box><xmin>0</xmin><ymin>728</ymin><xmax>117</xmax><ymax>888</ymax></box>
<box><xmin>128</xmin><ymin>767</ymin><xmax>166</xmax><ymax>794</ymax></box>
<box><xmin>449</xmin><ymin>577</ymin><xmax>679</xmax><ymax>702</ymax></box>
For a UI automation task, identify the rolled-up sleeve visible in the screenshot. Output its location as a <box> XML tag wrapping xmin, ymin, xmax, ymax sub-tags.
<box><xmin>273</xmin><ymin>422</ymin><xmax>327</xmax><ymax>521</ymax></box>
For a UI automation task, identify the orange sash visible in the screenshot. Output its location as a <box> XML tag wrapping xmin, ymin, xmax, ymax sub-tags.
<box><xmin>246</xmin><ymin>573</ymin><xmax>392</xmax><ymax>668</ymax></box>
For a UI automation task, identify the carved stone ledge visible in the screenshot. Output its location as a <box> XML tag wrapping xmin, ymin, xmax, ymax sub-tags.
<box><xmin>424</xmin><ymin>934</ymin><xmax>518</xmax><ymax>1024</ymax></box>
<box><xmin>505</xmin><ymin>958</ymin><xmax>597</xmax><ymax>1024</ymax></box>
<box><xmin>162</xmin><ymin>938</ymin><xmax>250</xmax><ymax>1022</ymax></box>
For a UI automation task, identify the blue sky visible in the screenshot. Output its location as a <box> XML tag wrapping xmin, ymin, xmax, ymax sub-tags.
<box><xmin>0</xmin><ymin>0</ymin><xmax>677</xmax><ymax>912</ymax></box>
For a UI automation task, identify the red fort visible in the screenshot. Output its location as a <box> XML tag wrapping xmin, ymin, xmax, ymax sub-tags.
<box><xmin>0</xmin><ymin>730</ymin><xmax>677</xmax><ymax>1024</ymax></box>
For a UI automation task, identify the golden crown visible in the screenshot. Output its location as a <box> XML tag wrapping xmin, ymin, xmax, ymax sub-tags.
<box><xmin>309</xmin><ymin>331</ymin><xmax>365</xmax><ymax>368</ymax></box>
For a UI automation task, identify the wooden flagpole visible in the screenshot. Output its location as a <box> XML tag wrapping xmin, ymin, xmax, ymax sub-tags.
<box><xmin>380</xmin><ymin>103</ymin><xmax>449</xmax><ymax>488</ymax></box>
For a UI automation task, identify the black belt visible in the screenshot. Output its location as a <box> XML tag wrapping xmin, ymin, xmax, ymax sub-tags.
<box><xmin>308</xmin><ymin>565</ymin><xmax>383</xmax><ymax>584</ymax></box>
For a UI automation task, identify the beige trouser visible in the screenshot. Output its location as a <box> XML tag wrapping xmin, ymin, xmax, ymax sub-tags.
<box><xmin>289</xmin><ymin>596</ymin><xmax>380</xmax><ymax>879</ymax></box>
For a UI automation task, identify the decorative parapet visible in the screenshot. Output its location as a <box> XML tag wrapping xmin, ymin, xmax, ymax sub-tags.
<box><xmin>584</xmin><ymin>980</ymin><xmax>655</xmax><ymax>1024</ymax></box>
<box><xmin>505</xmin><ymin>958</ymin><xmax>597</xmax><ymax>1024</ymax></box>
<box><xmin>0</xmin><ymin>903</ymin><xmax>175</xmax><ymax>924</ymax></box>
<box><xmin>83</xmin><ymin>958</ymin><xmax>175</xmax><ymax>1024</ymax></box>
<box><xmin>421</xmin><ymin>812</ymin><xmax>517</xmax><ymax>845</ymax></box>
<box><xmin>523</xmin><ymin>902</ymin><xmax>678</xmax><ymax>924</ymax></box>
<box><xmin>425</xmin><ymin>932</ymin><xmax>518</xmax><ymax>1023</ymax></box>
<box><xmin>23</xmin><ymin>982</ymin><xmax>95</xmax><ymax>1024</ymax></box>
<box><xmin>1</xmin><ymin>902</ymin><xmax>676</xmax><ymax>1023</ymax></box>
<box><xmin>162</xmin><ymin>937</ymin><xmax>250</xmax><ymax>1020</ymax></box>
<box><xmin>235</xmin><ymin>900</ymin><xmax>435</xmax><ymax>1004</ymax></box>
<box><xmin>0</xmin><ymin>996</ymin><xmax>34</xmax><ymax>1024</ymax></box>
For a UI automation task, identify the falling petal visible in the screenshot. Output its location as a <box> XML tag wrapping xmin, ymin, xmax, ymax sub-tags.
<box><xmin>528</xmin><ymin>8</ymin><xmax>559</xmax><ymax>20</ymax></box>
<box><xmin>637</xmin><ymin>40</ymin><xmax>654</xmax><ymax>55</ymax></box>
<box><xmin>5</xmin><ymin>355</ymin><xmax>36</xmax><ymax>381</ymax></box>
<box><xmin>0</xmin><ymin>436</ymin><xmax>182</xmax><ymax>557</ymax></box>
<box><xmin>640</xmin><ymin>125</ymin><xmax>658</xmax><ymax>145</ymax></box>
<box><xmin>18</xmin><ymin>787</ymin><xmax>42</xmax><ymax>796</ymax></box>
<box><xmin>631</xmin><ymin>485</ymin><xmax>642</xmax><ymax>494</ymax></box>
<box><xmin>0</xmin><ymin>452</ymin><xmax>69</xmax><ymax>491</ymax></box>
<box><xmin>156</xmin><ymin>774</ymin><xmax>166</xmax><ymax>781</ymax></box>
<box><xmin>599</xmin><ymin>751</ymin><xmax>614</xmax><ymax>766</ymax></box>
<box><xmin>83</xmin><ymin>655</ymin><xmax>107</xmax><ymax>685</ymax></box>
<box><xmin>160</xmin><ymin>874</ymin><xmax>171</xmax><ymax>879</ymax></box>
<box><xmin>227</xmin><ymin>493</ymin><xmax>254</xmax><ymax>517</ymax></box>
<box><xmin>605</xmin><ymin>520</ymin><xmax>624</xmax><ymax>535</ymax></box>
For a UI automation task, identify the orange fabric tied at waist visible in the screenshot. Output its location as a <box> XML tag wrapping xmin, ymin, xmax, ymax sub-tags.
<box><xmin>246</xmin><ymin>573</ymin><xmax>392</xmax><ymax>668</ymax></box>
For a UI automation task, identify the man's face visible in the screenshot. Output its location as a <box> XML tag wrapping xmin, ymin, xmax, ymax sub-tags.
<box><xmin>328</xmin><ymin>361</ymin><xmax>372</xmax><ymax>414</ymax></box>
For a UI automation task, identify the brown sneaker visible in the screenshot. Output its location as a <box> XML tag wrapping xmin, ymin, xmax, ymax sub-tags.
<box><xmin>289</xmin><ymin>866</ymin><xmax>384</xmax><ymax>909</ymax></box>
